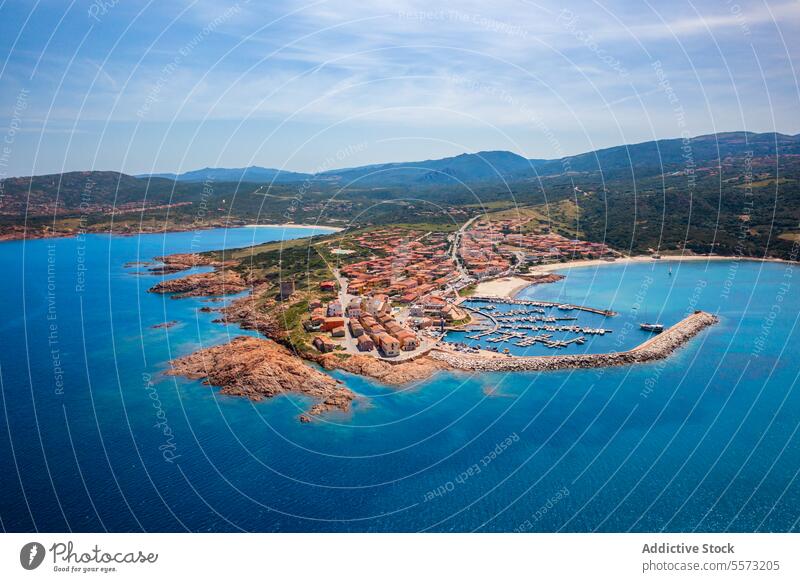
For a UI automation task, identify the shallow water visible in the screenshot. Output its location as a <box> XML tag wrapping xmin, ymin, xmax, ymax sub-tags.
<box><xmin>1</xmin><ymin>235</ymin><xmax>798</xmax><ymax>532</ymax></box>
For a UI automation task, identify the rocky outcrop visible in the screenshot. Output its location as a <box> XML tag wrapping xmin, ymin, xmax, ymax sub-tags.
<box><xmin>148</xmin><ymin>253</ymin><xmax>229</xmax><ymax>274</ymax></box>
<box><xmin>519</xmin><ymin>273</ymin><xmax>565</xmax><ymax>286</ymax></box>
<box><xmin>430</xmin><ymin>311</ymin><xmax>718</xmax><ymax>372</ymax></box>
<box><xmin>148</xmin><ymin>269</ymin><xmax>248</xmax><ymax>298</ymax></box>
<box><xmin>314</xmin><ymin>353</ymin><xmax>450</xmax><ymax>385</ymax></box>
<box><xmin>166</xmin><ymin>336</ymin><xmax>355</xmax><ymax>420</ymax></box>
<box><xmin>219</xmin><ymin>286</ymin><xmax>283</xmax><ymax>337</ymax></box>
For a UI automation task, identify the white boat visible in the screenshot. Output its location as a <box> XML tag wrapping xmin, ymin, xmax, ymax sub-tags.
<box><xmin>640</xmin><ymin>323</ymin><xmax>664</xmax><ymax>333</ymax></box>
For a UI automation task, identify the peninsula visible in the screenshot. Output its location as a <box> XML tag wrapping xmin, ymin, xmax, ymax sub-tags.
<box><xmin>152</xmin><ymin>215</ymin><xmax>721</xmax><ymax>422</ymax></box>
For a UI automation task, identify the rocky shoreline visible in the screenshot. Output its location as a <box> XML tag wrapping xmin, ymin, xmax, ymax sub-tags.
<box><xmin>166</xmin><ymin>336</ymin><xmax>356</xmax><ymax>421</ymax></box>
<box><xmin>148</xmin><ymin>267</ymin><xmax>248</xmax><ymax>298</ymax></box>
<box><xmin>312</xmin><ymin>352</ymin><xmax>450</xmax><ymax>385</ymax></box>
<box><xmin>429</xmin><ymin>311</ymin><xmax>719</xmax><ymax>372</ymax></box>
<box><xmin>147</xmin><ymin>252</ymin><xmax>228</xmax><ymax>274</ymax></box>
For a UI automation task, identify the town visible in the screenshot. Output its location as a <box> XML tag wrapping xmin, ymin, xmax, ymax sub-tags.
<box><xmin>297</xmin><ymin>216</ymin><xmax>617</xmax><ymax>359</ymax></box>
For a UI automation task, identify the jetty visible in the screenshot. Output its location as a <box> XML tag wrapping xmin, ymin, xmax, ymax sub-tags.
<box><xmin>431</xmin><ymin>311</ymin><xmax>718</xmax><ymax>372</ymax></box>
<box><xmin>469</xmin><ymin>296</ymin><xmax>617</xmax><ymax>317</ymax></box>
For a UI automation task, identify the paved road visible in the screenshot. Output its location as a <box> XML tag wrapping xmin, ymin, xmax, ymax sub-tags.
<box><xmin>451</xmin><ymin>214</ymin><xmax>481</xmax><ymax>277</ymax></box>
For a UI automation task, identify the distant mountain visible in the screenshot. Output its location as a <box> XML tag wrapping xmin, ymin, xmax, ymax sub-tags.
<box><xmin>317</xmin><ymin>150</ymin><xmax>536</xmax><ymax>186</ymax></box>
<box><xmin>531</xmin><ymin>131</ymin><xmax>800</xmax><ymax>176</ymax></box>
<box><xmin>134</xmin><ymin>132</ymin><xmax>800</xmax><ymax>188</ymax></box>
<box><xmin>137</xmin><ymin>166</ymin><xmax>311</xmax><ymax>183</ymax></box>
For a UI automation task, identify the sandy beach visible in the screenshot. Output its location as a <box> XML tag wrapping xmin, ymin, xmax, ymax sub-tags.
<box><xmin>474</xmin><ymin>255</ymin><xmax>792</xmax><ymax>298</ymax></box>
<box><xmin>527</xmin><ymin>254</ymin><xmax>752</xmax><ymax>274</ymax></box>
<box><xmin>472</xmin><ymin>276</ymin><xmax>534</xmax><ymax>298</ymax></box>
<box><xmin>244</xmin><ymin>223</ymin><xmax>344</xmax><ymax>232</ymax></box>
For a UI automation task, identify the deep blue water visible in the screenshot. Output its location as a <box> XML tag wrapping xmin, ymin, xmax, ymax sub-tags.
<box><xmin>1</xmin><ymin>233</ymin><xmax>799</xmax><ymax>532</ymax></box>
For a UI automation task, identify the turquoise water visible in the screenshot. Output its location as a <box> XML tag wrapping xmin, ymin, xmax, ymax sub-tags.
<box><xmin>1</xmin><ymin>234</ymin><xmax>799</xmax><ymax>532</ymax></box>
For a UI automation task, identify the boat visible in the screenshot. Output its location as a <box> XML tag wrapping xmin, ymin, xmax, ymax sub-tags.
<box><xmin>640</xmin><ymin>323</ymin><xmax>664</xmax><ymax>333</ymax></box>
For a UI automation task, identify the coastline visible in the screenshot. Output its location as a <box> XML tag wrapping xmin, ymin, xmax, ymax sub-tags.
<box><xmin>0</xmin><ymin>222</ymin><xmax>343</xmax><ymax>243</ymax></box>
<box><xmin>157</xmin><ymin>249</ymin><xmax>748</xmax><ymax>419</ymax></box>
<box><xmin>466</xmin><ymin>255</ymin><xmax>796</xmax><ymax>299</ymax></box>
<box><xmin>529</xmin><ymin>254</ymin><xmax>790</xmax><ymax>274</ymax></box>
<box><xmin>244</xmin><ymin>223</ymin><xmax>344</xmax><ymax>232</ymax></box>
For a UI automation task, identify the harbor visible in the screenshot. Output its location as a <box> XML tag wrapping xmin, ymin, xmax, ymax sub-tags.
<box><xmin>433</xmin><ymin>311</ymin><xmax>719</xmax><ymax>372</ymax></box>
<box><xmin>445</xmin><ymin>296</ymin><xmax>619</xmax><ymax>355</ymax></box>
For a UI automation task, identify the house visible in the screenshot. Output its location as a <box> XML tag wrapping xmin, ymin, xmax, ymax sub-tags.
<box><xmin>442</xmin><ymin>304</ymin><xmax>467</xmax><ymax>322</ymax></box>
<box><xmin>327</xmin><ymin>301</ymin><xmax>343</xmax><ymax>317</ymax></box>
<box><xmin>313</xmin><ymin>336</ymin><xmax>335</xmax><ymax>353</ymax></box>
<box><xmin>310</xmin><ymin>308</ymin><xmax>326</xmax><ymax>326</ymax></box>
<box><xmin>399</xmin><ymin>335</ymin><xmax>419</xmax><ymax>351</ymax></box>
<box><xmin>346</xmin><ymin>298</ymin><xmax>362</xmax><ymax>318</ymax></box>
<box><xmin>331</xmin><ymin>326</ymin><xmax>345</xmax><ymax>338</ymax></box>
<box><xmin>349</xmin><ymin>320</ymin><xmax>364</xmax><ymax>337</ymax></box>
<box><xmin>376</xmin><ymin>333</ymin><xmax>400</xmax><ymax>357</ymax></box>
<box><xmin>356</xmin><ymin>335</ymin><xmax>374</xmax><ymax>352</ymax></box>
<box><xmin>319</xmin><ymin>280</ymin><xmax>336</xmax><ymax>292</ymax></box>
<box><xmin>322</xmin><ymin>317</ymin><xmax>345</xmax><ymax>332</ymax></box>
<box><xmin>413</xmin><ymin>317</ymin><xmax>433</xmax><ymax>329</ymax></box>
<box><xmin>365</xmin><ymin>294</ymin><xmax>389</xmax><ymax>315</ymax></box>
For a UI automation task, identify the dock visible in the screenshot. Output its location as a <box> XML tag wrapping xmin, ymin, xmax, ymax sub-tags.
<box><xmin>469</xmin><ymin>296</ymin><xmax>617</xmax><ymax>317</ymax></box>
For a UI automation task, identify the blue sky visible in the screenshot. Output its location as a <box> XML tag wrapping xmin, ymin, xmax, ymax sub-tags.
<box><xmin>1</xmin><ymin>0</ymin><xmax>798</xmax><ymax>177</ymax></box>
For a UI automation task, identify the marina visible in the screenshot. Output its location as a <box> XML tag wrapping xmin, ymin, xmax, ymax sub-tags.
<box><xmin>434</xmin><ymin>311</ymin><xmax>719</xmax><ymax>372</ymax></box>
<box><xmin>448</xmin><ymin>296</ymin><xmax>619</xmax><ymax>354</ymax></box>
<box><xmin>469</xmin><ymin>295</ymin><xmax>618</xmax><ymax>317</ymax></box>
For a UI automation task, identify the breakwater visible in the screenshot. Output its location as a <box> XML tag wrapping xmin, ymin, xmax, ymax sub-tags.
<box><xmin>431</xmin><ymin>311</ymin><xmax>718</xmax><ymax>372</ymax></box>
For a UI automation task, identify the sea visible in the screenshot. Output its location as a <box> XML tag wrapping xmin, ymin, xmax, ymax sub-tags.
<box><xmin>1</xmin><ymin>228</ymin><xmax>799</xmax><ymax>532</ymax></box>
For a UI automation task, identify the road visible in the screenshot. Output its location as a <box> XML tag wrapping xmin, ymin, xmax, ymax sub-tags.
<box><xmin>450</xmin><ymin>214</ymin><xmax>481</xmax><ymax>278</ymax></box>
<box><xmin>331</xmin><ymin>267</ymin><xmax>438</xmax><ymax>360</ymax></box>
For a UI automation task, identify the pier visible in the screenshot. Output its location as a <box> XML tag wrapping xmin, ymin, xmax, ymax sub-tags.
<box><xmin>469</xmin><ymin>296</ymin><xmax>617</xmax><ymax>317</ymax></box>
<box><xmin>431</xmin><ymin>311</ymin><xmax>718</xmax><ymax>372</ymax></box>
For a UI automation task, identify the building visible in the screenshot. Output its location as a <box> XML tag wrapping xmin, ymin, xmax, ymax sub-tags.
<box><xmin>322</xmin><ymin>317</ymin><xmax>345</xmax><ymax>332</ymax></box>
<box><xmin>409</xmin><ymin>304</ymin><xmax>425</xmax><ymax>317</ymax></box>
<box><xmin>310</xmin><ymin>308</ymin><xmax>326</xmax><ymax>327</ymax></box>
<box><xmin>398</xmin><ymin>335</ymin><xmax>419</xmax><ymax>351</ymax></box>
<box><xmin>331</xmin><ymin>326</ymin><xmax>345</xmax><ymax>338</ymax></box>
<box><xmin>327</xmin><ymin>301</ymin><xmax>343</xmax><ymax>317</ymax></box>
<box><xmin>313</xmin><ymin>336</ymin><xmax>335</xmax><ymax>353</ymax></box>
<box><xmin>349</xmin><ymin>320</ymin><xmax>365</xmax><ymax>338</ymax></box>
<box><xmin>356</xmin><ymin>335</ymin><xmax>374</xmax><ymax>352</ymax></box>
<box><xmin>279</xmin><ymin>280</ymin><xmax>295</xmax><ymax>300</ymax></box>
<box><xmin>376</xmin><ymin>333</ymin><xmax>400</xmax><ymax>357</ymax></box>
<box><xmin>365</xmin><ymin>295</ymin><xmax>388</xmax><ymax>316</ymax></box>
<box><xmin>346</xmin><ymin>298</ymin><xmax>362</xmax><ymax>318</ymax></box>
